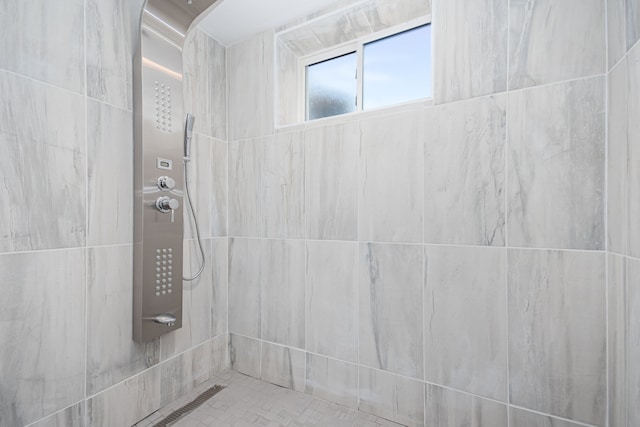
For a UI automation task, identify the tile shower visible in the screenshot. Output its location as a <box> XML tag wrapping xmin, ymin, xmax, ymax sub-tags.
<box><xmin>0</xmin><ymin>1</ymin><xmax>637</xmax><ymax>427</ymax></box>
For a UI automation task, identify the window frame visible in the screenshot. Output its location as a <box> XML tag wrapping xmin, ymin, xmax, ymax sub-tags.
<box><xmin>300</xmin><ymin>16</ymin><xmax>432</xmax><ymax>122</ymax></box>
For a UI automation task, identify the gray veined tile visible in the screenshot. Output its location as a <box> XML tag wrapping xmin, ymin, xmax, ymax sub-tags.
<box><xmin>358</xmin><ymin>366</ymin><xmax>425</xmax><ymax>427</ymax></box>
<box><xmin>608</xmin><ymin>254</ymin><xmax>628</xmax><ymax>427</ymax></box>
<box><xmin>359</xmin><ymin>110</ymin><xmax>424</xmax><ymax>243</ymax></box>
<box><xmin>424</xmin><ymin>95</ymin><xmax>506</xmax><ymax>246</ymax></box>
<box><xmin>0</xmin><ymin>0</ymin><xmax>85</xmax><ymax>93</ymax></box>
<box><xmin>161</xmin><ymin>239</ymin><xmax>213</xmax><ymax>359</ymax></box>
<box><xmin>0</xmin><ymin>70</ymin><xmax>86</xmax><ymax>253</ymax></box>
<box><xmin>211</xmin><ymin>238</ymin><xmax>228</xmax><ymax>338</ymax></box>
<box><xmin>227</xmin><ymin>30</ymin><xmax>274</xmax><ymax>141</ymax></box>
<box><xmin>424</xmin><ymin>383</ymin><xmax>507</xmax><ymax>427</ymax></box>
<box><xmin>261</xmin><ymin>342</ymin><xmax>305</xmax><ymax>392</ymax></box>
<box><xmin>262</xmin><ymin>132</ymin><xmax>305</xmax><ymax>239</ymax></box>
<box><xmin>433</xmin><ymin>0</ymin><xmax>507</xmax><ymax>103</ymax></box>
<box><xmin>364</xmin><ymin>0</ymin><xmax>432</xmax><ymax>33</ymax></box>
<box><xmin>628</xmin><ymin>0</ymin><xmax>640</xmax><ymax>50</ymax></box>
<box><xmin>27</xmin><ymin>401</ymin><xmax>85</xmax><ymax>427</ymax></box>
<box><xmin>508</xmin><ymin>407</ymin><xmax>586</xmax><ymax>427</ymax></box>
<box><xmin>306</xmin><ymin>241</ymin><xmax>358</xmax><ymax>362</ymax></box>
<box><xmin>211</xmin><ymin>138</ymin><xmax>228</xmax><ymax>237</ymax></box>
<box><xmin>424</xmin><ymin>245</ymin><xmax>507</xmax><ymax>401</ymax></box>
<box><xmin>160</xmin><ymin>342</ymin><xmax>212</xmax><ymax>407</ymax></box>
<box><xmin>305</xmin><ymin>353</ymin><xmax>358</xmax><ymax>409</ymax></box>
<box><xmin>228</xmin><ymin>139</ymin><xmax>263</xmax><ymax>237</ymax></box>
<box><xmin>608</xmin><ymin>60</ymin><xmax>628</xmax><ymax>256</ymax></box>
<box><xmin>305</xmin><ymin>122</ymin><xmax>358</xmax><ymax>240</ymax></box>
<box><xmin>87</xmin><ymin>245</ymin><xmax>160</xmax><ymax>396</ymax></box>
<box><xmin>627</xmin><ymin>43</ymin><xmax>640</xmax><ymax>258</ymax></box>
<box><xmin>211</xmin><ymin>333</ymin><xmax>231</xmax><ymax>376</ymax></box>
<box><xmin>608</xmin><ymin>0</ymin><xmax>626</xmax><ymax>69</ymax></box>
<box><xmin>359</xmin><ymin>243</ymin><xmax>424</xmax><ymax>379</ymax></box>
<box><xmin>87</xmin><ymin>0</ymin><xmax>132</xmax><ymax>109</ymax></box>
<box><xmin>508</xmin><ymin>0</ymin><xmax>605</xmax><ymax>90</ymax></box>
<box><xmin>229</xmin><ymin>334</ymin><xmax>262</xmax><ymax>378</ymax></box>
<box><xmin>228</xmin><ymin>238</ymin><xmax>262</xmax><ymax>338</ymax></box>
<box><xmin>628</xmin><ymin>257</ymin><xmax>640</xmax><ymax>426</ymax></box>
<box><xmin>508</xmin><ymin>249</ymin><xmax>606</xmax><ymax>425</ymax></box>
<box><xmin>87</xmin><ymin>99</ymin><xmax>134</xmax><ymax>246</ymax></box>
<box><xmin>183</xmin><ymin>133</ymin><xmax>212</xmax><ymax>241</ymax></box>
<box><xmin>261</xmin><ymin>239</ymin><xmax>305</xmax><ymax>348</ymax></box>
<box><xmin>276</xmin><ymin>39</ymin><xmax>302</xmax><ymax>126</ymax></box>
<box><xmin>87</xmin><ymin>365</ymin><xmax>161</xmax><ymax>427</ymax></box>
<box><xmin>0</xmin><ymin>249</ymin><xmax>85</xmax><ymax>427</ymax></box>
<box><xmin>507</xmin><ymin>77</ymin><xmax>605</xmax><ymax>250</ymax></box>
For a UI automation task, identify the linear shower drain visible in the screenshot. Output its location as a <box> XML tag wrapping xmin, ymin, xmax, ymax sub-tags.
<box><xmin>152</xmin><ymin>385</ymin><xmax>225</xmax><ymax>427</ymax></box>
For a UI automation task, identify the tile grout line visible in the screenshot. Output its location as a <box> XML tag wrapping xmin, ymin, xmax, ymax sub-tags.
<box><xmin>83</xmin><ymin>0</ymin><xmax>89</xmax><ymax>423</ymax></box>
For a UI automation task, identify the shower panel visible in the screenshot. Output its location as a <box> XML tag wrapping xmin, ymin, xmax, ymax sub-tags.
<box><xmin>133</xmin><ymin>0</ymin><xmax>218</xmax><ymax>342</ymax></box>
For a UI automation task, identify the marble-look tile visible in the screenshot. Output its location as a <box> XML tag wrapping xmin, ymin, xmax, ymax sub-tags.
<box><xmin>608</xmin><ymin>254</ymin><xmax>628</xmax><ymax>427</ymax></box>
<box><xmin>261</xmin><ymin>342</ymin><xmax>306</xmax><ymax>392</ymax></box>
<box><xmin>608</xmin><ymin>60</ymin><xmax>628</xmax><ymax>255</ymax></box>
<box><xmin>228</xmin><ymin>139</ymin><xmax>263</xmax><ymax>237</ymax></box>
<box><xmin>161</xmin><ymin>239</ymin><xmax>213</xmax><ymax>359</ymax></box>
<box><xmin>508</xmin><ymin>407</ymin><xmax>586</xmax><ymax>427</ymax></box>
<box><xmin>87</xmin><ymin>99</ymin><xmax>133</xmax><ymax>246</ymax></box>
<box><xmin>183</xmin><ymin>29</ymin><xmax>227</xmax><ymax>140</ymax></box>
<box><xmin>508</xmin><ymin>0</ymin><xmax>605</xmax><ymax>90</ymax></box>
<box><xmin>87</xmin><ymin>245</ymin><xmax>159</xmax><ymax>396</ymax></box>
<box><xmin>261</xmin><ymin>239</ymin><xmax>305</xmax><ymax>348</ymax></box>
<box><xmin>608</xmin><ymin>0</ymin><xmax>626</xmax><ymax>69</ymax></box>
<box><xmin>306</xmin><ymin>241</ymin><xmax>358</xmax><ymax>362</ymax></box>
<box><xmin>0</xmin><ymin>0</ymin><xmax>84</xmax><ymax>93</ymax></box>
<box><xmin>358</xmin><ymin>366</ymin><xmax>425</xmax><ymax>427</ymax></box>
<box><xmin>507</xmin><ymin>77</ymin><xmax>605</xmax><ymax>250</ymax></box>
<box><xmin>0</xmin><ymin>71</ymin><xmax>86</xmax><ymax>253</ymax></box>
<box><xmin>628</xmin><ymin>257</ymin><xmax>640</xmax><ymax>426</ymax></box>
<box><xmin>86</xmin><ymin>0</ymin><xmax>132</xmax><ymax>109</ymax></box>
<box><xmin>27</xmin><ymin>402</ymin><xmax>85</xmax><ymax>427</ymax></box>
<box><xmin>424</xmin><ymin>383</ymin><xmax>507</xmax><ymax>427</ymax></box>
<box><xmin>211</xmin><ymin>138</ymin><xmax>228</xmax><ymax>237</ymax></box>
<box><xmin>87</xmin><ymin>365</ymin><xmax>161</xmax><ymax>427</ymax></box>
<box><xmin>359</xmin><ymin>111</ymin><xmax>424</xmax><ymax>243</ymax></box>
<box><xmin>277</xmin><ymin>27</ymin><xmax>323</xmax><ymax>59</ymax></box>
<box><xmin>508</xmin><ymin>249</ymin><xmax>606</xmax><ymax>425</ymax></box>
<box><xmin>160</xmin><ymin>341</ymin><xmax>212</xmax><ymax>407</ymax></box>
<box><xmin>229</xmin><ymin>334</ymin><xmax>262</xmax><ymax>379</ymax></box>
<box><xmin>184</xmin><ymin>133</ymin><xmax>212</xmax><ymax>240</ymax></box>
<box><xmin>433</xmin><ymin>0</ymin><xmax>507</xmax><ymax>103</ymax></box>
<box><xmin>424</xmin><ymin>245</ymin><xmax>507</xmax><ymax>401</ymax></box>
<box><xmin>359</xmin><ymin>243</ymin><xmax>424</xmax><ymax>379</ymax></box>
<box><xmin>228</xmin><ymin>238</ymin><xmax>262</xmax><ymax>338</ymax></box>
<box><xmin>262</xmin><ymin>132</ymin><xmax>305</xmax><ymax>238</ymax></box>
<box><xmin>276</xmin><ymin>39</ymin><xmax>301</xmax><ymax>126</ymax></box>
<box><xmin>627</xmin><ymin>44</ymin><xmax>640</xmax><ymax>258</ymax></box>
<box><xmin>211</xmin><ymin>334</ymin><xmax>230</xmax><ymax>375</ymax></box>
<box><xmin>628</xmin><ymin>0</ymin><xmax>640</xmax><ymax>50</ymax></box>
<box><xmin>211</xmin><ymin>238</ymin><xmax>228</xmax><ymax>337</ymax></box>
<box><xmin>305</xmin><ymin>122</ymin><xmax>358</xmax><ymax>240</ymax></box>
<box><xmin>0</xmin><ymin>249</ymin><xmax>85</xmax><ymax>426</ymax></box>
<box><xmin>364</xmin><ymin>0</ymin><xmax>432</xmax><ymax>33</ymax></box>
<box><xmin>227</xmin><ymin>30</ymin><xmax>274</xmax><ymax>141</ymax></box>
<box><xmin>424</xmin><ymin>95</ymin><xmax>506</xmax><ymax>246</ymax></box>
<box><xmin>305</xmin><ymin>353</ymin><xmax>358</xmax><ymax>409</ymax></box>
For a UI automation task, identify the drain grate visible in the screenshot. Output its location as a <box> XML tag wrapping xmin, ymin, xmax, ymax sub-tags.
<box><xmin>152</xmin><ymin>385</ymin><xmax>225</xmax><ymax>427</ymax></box>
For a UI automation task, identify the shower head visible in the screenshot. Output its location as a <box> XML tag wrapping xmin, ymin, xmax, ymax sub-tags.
<box><xmin>184</xmin><ymin>113</ymin><xmax>195</xmax><ymax>159</ymax></box>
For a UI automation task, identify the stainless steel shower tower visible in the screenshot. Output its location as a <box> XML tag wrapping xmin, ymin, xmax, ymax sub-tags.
<box><xmin>133</xmin><ymin>0</ymin><xmax>218</xmax><ymax>342</ymax></box>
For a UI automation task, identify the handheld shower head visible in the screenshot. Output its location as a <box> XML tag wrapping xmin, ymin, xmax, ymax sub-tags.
<box><xmin>184</xmin><ymin>113</ymin><xmax>195</xmax><ymax>159</ymax></box>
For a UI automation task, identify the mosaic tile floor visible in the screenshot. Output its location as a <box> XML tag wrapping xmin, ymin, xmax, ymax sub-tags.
<box><xmin>135</xmin><ymin>370</ymin><xmax>403</xmax><ymax>427</ymax></box>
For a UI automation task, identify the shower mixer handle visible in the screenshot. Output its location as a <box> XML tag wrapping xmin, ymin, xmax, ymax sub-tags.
<box><xmin>156</xmin><ymin>196</ymin><xmax>179</xmax><ymax>223</ymax></box>
<box><xmin>157</xmin><ymin>176</ymin><xmax>176</xmax><ymax>191</ymax></box>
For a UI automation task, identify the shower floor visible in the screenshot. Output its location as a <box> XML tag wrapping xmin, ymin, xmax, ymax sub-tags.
<box><xmin>135</xmin><ymin>370</ymin><xmax>403</xmax><ymax>427</ymax></box>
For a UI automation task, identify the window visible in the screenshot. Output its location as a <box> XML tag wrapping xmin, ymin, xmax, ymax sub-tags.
<box><xmin>305</xmin><ymin>23</ymin><xmax>431</xmax><ymax>121</ymax></box>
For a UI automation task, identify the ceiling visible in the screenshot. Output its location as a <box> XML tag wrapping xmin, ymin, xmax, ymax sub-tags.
<box><xmin>198</xmin><ymin>0</ymin><xmax>340</xmax><ymax>46</ymax></box>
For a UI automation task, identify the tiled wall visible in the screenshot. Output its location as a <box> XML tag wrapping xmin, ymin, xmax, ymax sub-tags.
<box><xmin>607</xmin><ymin>0</ymin><xmax>640</xmax><ymax>426</ymax></box>
<box><xmin>0</xmin><ymin>1</ymin><xmax>229</xmax><ymax>426</ymax></box>
<box><xmin>224</xmin><ymin>0</ymin><xmax>624</xmax><ymax>426</ymax></box>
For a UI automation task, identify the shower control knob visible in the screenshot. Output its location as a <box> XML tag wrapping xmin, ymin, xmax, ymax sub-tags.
<box><xmin>157</xmin><ymin>176</ymin><xmax>175</xmax><ymax>191</ymax></box>
<box><xmin>156</xmin><ymin>196</ymin><xmax>179</xmax><ymax>212</ymax></box>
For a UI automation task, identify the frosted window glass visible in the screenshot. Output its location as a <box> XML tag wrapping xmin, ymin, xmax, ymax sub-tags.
<box><xmin>307</xmin><ymin>52</ymin><xmax>357</xmax><ymax>120</ymax></box>
<box><xmin>363</xmin><ymin>25</ymin><xmax>431</xmax><ymax>110</ymax></box>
